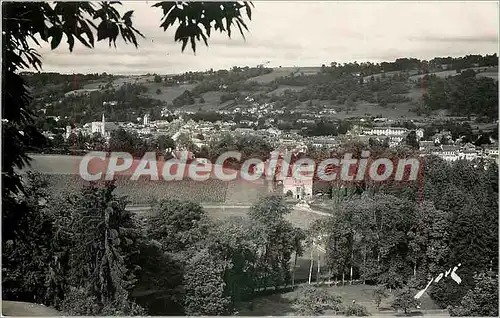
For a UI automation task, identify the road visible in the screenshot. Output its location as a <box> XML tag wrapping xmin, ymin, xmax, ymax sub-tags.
<box><xmin>125</xmin><ymin>204</ymin><xmax>252</xmax><ymax>211</ymax></box>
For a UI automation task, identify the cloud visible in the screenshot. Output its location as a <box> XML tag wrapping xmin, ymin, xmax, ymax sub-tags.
<box><xmin>412</xmin><ymin>35</ymin><xmax>498</xmax><ymax>44</ymax></box>
<box><xmin>30</xmin><ymin>1</ymin><xmax>499</xmax><ymax>74</ymax></box>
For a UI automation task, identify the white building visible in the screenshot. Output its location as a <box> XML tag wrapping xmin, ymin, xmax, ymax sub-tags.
<box><xmin>431</xmin><ymin>145</ymin><xmax>460</xmax><ymax>162</ymax></box>
<box><xmin>364</xmin><ymin>127</ymin><xmax>408</xmax><ymax>136</ymax></box>
<box><xmin>282</xmin><ymin>176</ymin><xmax>313</xmax><ymax>200</ymax></box>
<box><xmin>416</xmin><ymin>128</ymin><xmax>425</xmax><ymax>140</ymax></box>
<box><xmin>484</xmin><ymin>144</ymin><xmax>499</xmax><ymax>163</ymax></box>
<box><xmin>458</xmin><ymin>150</ymin><xmax>478</xmax><ymax>161</ymax></box>
<box><xmin>485</xmin><ymin>145</ymin><xmax>499</xmax><ymax>158</ymax></box>
<box><xmin>89</xmin><ymin>114</ymin><xmax>118</xmax><ymax>138</ymax></box>
<box><xmin>91</xmin><ymin>113</ymin><xmax>106</xmax><ymax>136</ymax></box>
<box><xmin>65</xmin><ymin>125</ymin><xmax>74</xmax><ymax>139</ymax></box>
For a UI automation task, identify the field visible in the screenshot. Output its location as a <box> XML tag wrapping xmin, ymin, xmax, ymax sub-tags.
<box><xmin>408</xmin><ymin>70</ymin><xmax>458</xmax><ymax>81</ymax></box>
<box><xmin>204</xmin><ymin>205</ymin><xmax>326</xmax><ymax>230</ymax></box>
<box><xmin>247</xmin><ymin>67</ymin><xmax>299</xmax><ymax>83</ymax></box>
<box><xmin>83</xmin><ymin>75</ymin><xmax>199</xmax><ymax>105</ymax></box>
<box><xmin>332</xmin><ymin>101</ymin><xmax>420</xmax><ymax>120</ymax></box>
<box><xmin>408</xmin><ymin>66</ymin><xmax>498</xmax><ymax>81</ymax></box>
<box><xmin>267</xmin><ymin>85</ymin><xmax>306</xmax><ymax>96</ymax></box>
<box><xmin>41</xmin><ymin>174</ymin><xmax>230</xmax><ymax>204</ymax></box>
<box><xmin>28</xmin><ymin>173</ymin><xmax>280</xmax><ymax>206</ymax></box>
<box><xmin>405</xmin><ymin>87</ymin><xmax>424</xmax><ymax>100</ymax></box>
<box><xmin>141</xmin><ymin>82</ymin><xmax>197</xmax><ymax>104</ymax></box>
<box><xmin>297</xmin><ymin>66</ymin><xmax>322</xmax><ymax>75</ymax></box>
<box><xmin>478</xmin><ymin>71</ymin><xmax>499</xmax><ymax>80</ymax></box>
<box><xmin>362</xmin><ymin>70</ymin><xmax>402</xmax><ymax>83</ymax></box>
<box><xmin>21</xmin><ymin>155</ymin><xmax>273</xmax><ymax>206</ymax></box>
<box><xmin>361</xmin><ymin>67</ymin><xmax>498</xmax><ymax>84</ymax></box>
<box><xmin>83</xmin><ymin>75</ymin><xmax>150</xmax><ymax>90</ymax></box>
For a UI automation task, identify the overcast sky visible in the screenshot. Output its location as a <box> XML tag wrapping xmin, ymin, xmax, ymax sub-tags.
<box><xmin>35</xmin><ymin>1</ymin><xmax>499</xmax><ymax>75</ymax></box>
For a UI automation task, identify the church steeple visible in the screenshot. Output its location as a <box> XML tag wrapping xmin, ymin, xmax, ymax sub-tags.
<box><xmin>101</xmin><ymin>113</ymin><xmax>105</xmax><ymax>136</ymax></box>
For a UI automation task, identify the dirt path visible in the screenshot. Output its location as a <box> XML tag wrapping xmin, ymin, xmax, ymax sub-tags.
<box><xmin>126</xmin><ymin>203</ymin><xmax>333</xmax><ymax>218</ymax></box>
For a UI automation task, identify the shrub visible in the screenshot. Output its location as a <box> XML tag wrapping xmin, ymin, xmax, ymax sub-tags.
<box><xmin>294</xmin><ymin>286</ymin><xmax>343</xmax><ymax>315</ymax></box>
<box><xmin>60</xmin><ymin>287</ymin><xmax>101</xmax><ymax>315</ymax></box>
<box><xmin>372</xmin><ymin>285</ymin><xmax>389</xmax><ymax>309</ymax></box>
<box><xmin>344</xmin><ymin>303</ymin><xmax>370</xmax><ymax>316</ymax></box>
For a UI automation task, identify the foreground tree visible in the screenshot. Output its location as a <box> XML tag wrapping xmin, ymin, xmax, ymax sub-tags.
<box><xmin>183</xmin><ymin>249</ymin><xmax>232</xmax><ymax>315</ymax></box>
<box><xmin>64</xmin><ymin>183</ymin><xmax>145</xmax><ymax>315</ymax></box>
<box><xmin>207</xmin><ymin>216</ymin><xmax>265</xmax><ymax>303</ymax></box>
<box><xmin>131</xmin><ymin>240</ymin><xmax>185</xmax><ymax>315</ymax></box>
<box><xmin>2</xmin><ymin>172</ymin><xmax>54</xmax><ymax>303</ymax></box>
<box><xmin>449</xmin><ymin>272</ymin><xmax>499</xmax><ymax>317</ymax></box>
<box><xmin>248</xmin><ymin>196</ymin><xmax>304</xmax><ymax>289</ymax></box>
<box><xmin>147</xmin><ymin>199</ymin><xmax>211</xmax><ymax>255</ymax></box>
<box><xmin>391</xmin><ymin>286</ymin><xmax>418</xmax><ymax>315</ymax></box>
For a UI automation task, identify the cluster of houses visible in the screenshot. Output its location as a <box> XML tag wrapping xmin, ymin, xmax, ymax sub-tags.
<box><xmin>56</xmin><ymin>112</ymin><xmax>499</xmax><ymax>202</ymax></box>
<box><xmin>63</xmin><ymin>113</ymin><xmax>498</xmax><ymax>167</ymax></box>
<box><xmin>420</xmin><ymin>141</ymin><xmax>499</xmax><ymax>163</ymax></box>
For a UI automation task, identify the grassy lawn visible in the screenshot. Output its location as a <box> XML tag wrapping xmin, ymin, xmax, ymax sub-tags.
<box><xmin>204</xmin><ymin>206</ymin><xmax>327</xmax><ymax>230</ymax></box>
<box><xmin>247</xmin><ymin>67</ymin><xmax>298</xmax><ymax>83</ymax></box>
<box><xmin>237</xmin><ymin>284</ymin><xmax>449</xmax><ymax>316</ymax></box>
<box><xmin>142</xmin><ymin>82</ymin><xmax>197</xmax><ymax>103</ymax></box>
<box><xmin>2</xmin><ymin>301</ymin><xmax>62</xmax><ymax>316</ymax></box>
<box><xmin>332</xmin><ymin>101</ymin><xmax>421</xmax><ymax>120</ymax></box>
<box><xmin>478</xmin><ymin>72</ymin><xmax>498</xmax><ymax>80</ymax></box>
<box><xmin>297</xmin><ymin>66</ymin><xmax>322</xmax><ymax>75</ymax></box>
<box><xmin>267</xmin><ymin>85</ymin><xmax>306</xmax><ymax>96</ymax></box>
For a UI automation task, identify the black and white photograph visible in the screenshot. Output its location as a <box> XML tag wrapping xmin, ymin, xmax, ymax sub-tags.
<box><xmin>1</xmin><ymin>1</ymin><xmax>499</xmax><ymax>316</ymax></box>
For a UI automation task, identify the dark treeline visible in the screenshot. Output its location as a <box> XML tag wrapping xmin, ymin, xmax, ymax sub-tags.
<box><xmin>31</xmin><ymin>128</ymin><xmax>275</xmax><ymax>165</ymax></box>
<box><xmin>23</xmin><ymin>54</ymin><xmax>498</xmax><ymax>126</ymax></box>
<box><xmin>43</xmin><ymin>83</ymin><xmax>162</xmax><ymax>123</ymax></box>
<box><xmin>268</xmin><ymin>72</ymin><xmax>411</xmax><ymax>108</ymax></box>
<box><xmin>21</xmin><ymin>72</ymin><xmax>111</xmax><ymax>92</ymax></box>
<box><xmin>320</xmin><ymin>54</ymin><xmax>498</xmax><ymax>75</ymax></box>
<box><xmin>421</xmin><ymin>70</ymin><xmax>498</xmax><ymax>120</ymax></box>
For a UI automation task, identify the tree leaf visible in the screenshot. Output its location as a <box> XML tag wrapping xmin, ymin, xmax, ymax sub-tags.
<box><xmin>190</xmin><ymin>36</ymin><xmax>196</xmax><ymax>53</ymax></box>
<box><xmin>181</xmin><ymin>38</ymin><xmax>188</xmax><ymax>52</ymax></box>
<box><xmin>50</xmin><ymin>28</ymin><xmax>63</xmax><ymax>50</ymax></box>
<box><xmin>245</xmin><ymin>2</ymin><xmax>252</xmax><ymax>20</ymax></box>
<box><xmin>97</xmin><ymin>21</ymin><xmax>108</xmax><ymax>41</ymax></box>
<box><xmin>66</xmin><ymin>33</ymin><xmax>75</xmax><ymax>52</ymax></box>
<box><xmin>123</xmin><ymin>10</ymin><xmax>134</xmax><ymax>24</ymax></box>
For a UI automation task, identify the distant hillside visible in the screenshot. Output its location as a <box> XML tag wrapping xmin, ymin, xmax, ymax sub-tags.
<box><xmin>22</xmin><ymin>54</ymin><xmax>498</xmax><ymax>123</ymax></box>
